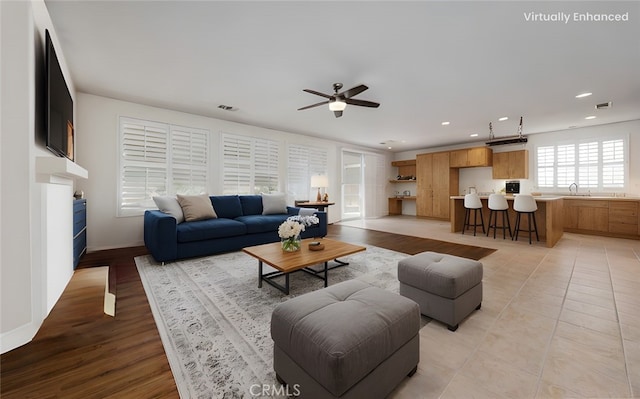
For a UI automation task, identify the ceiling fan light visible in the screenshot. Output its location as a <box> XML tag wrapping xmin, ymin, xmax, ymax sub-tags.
<box><xmin>329</xmin><ymin>99</ymin><xmax>347</xmax><ymax>111</ymax></box>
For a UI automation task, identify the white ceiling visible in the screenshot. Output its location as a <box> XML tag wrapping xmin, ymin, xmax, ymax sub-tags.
<box><xmin>45</xmin><ymin>1</ymin><xmax>640</xmax><ymax>152</ymax></box>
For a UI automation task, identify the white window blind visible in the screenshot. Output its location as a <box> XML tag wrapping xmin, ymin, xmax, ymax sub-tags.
<box><xmin>602</xmin><ymin>139</ymin><xmax>624</xmax><ymax>187</ymax></box>
<box><xmin>170</xmin><ymin>125</ymin><xmax>208</xmax><ymax>195</ymax></box>
<box><xmin>287</xmin><ymin>144</ymin><xmax>328</xmax><ymax>200</ymax></box>
<box><xmin>536</xmin><ymin>146</ymin><xmax>554</xmax><ymax>188</ymax></box>
<box><xmin>556</xmin><ymin>144</ymin><xmax>575</xmax><ymax>187</ymax></box>
<box><xmin>578</xmin><ymin>141</ymin><xmax>599</xmax><ymax>188</ymax></box>
<box><xmin>119</xmin><ymin>117</ymin><xmax>209</xmax><ymax>216</ymax></box>
<box><xmin>254</xmin><ymin>138</ymin><xmax>279</xmax><ymax>193</ymax></box>
<box><xmin>535</xmin><ymin>135</ymin><xmax>626</xmax><ymax>191</ymax></box>
<box><xmin>221</xmin><ymin>133</ymin><xmax>280</xmax><ymax>195</ymax></box>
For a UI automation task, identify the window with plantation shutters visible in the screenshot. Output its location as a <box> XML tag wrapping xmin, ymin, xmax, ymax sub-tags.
<box><xmin>534</xmin><ymin>135</ymin><xmax>627</xmax><ymax>191</ymax></box>
<box><xmin>170</xmin><ymin>125</ymin><xmax>208</xmax><ymax>195</ymax></box>
<box><xmin>602</xmin><ymin>139</ymin><xmax>624</xmax><ymax>187</ymax></box>
<box><xmin>118</xmin><ymin>117</ymin><xmax>209</xmax><ymax>216</ymax></box>
<box><xmin>287</xmin><ymin>144</ymin><xmax>328</xmax><ymax>200</ymax></box>
<box><xmin>221</xmin><ymin>133</ymin><xmax>280</xmax><ymax>195</ymax></box>
<box><xmin>536</xmin><ymin>146</ymin><xmax>554</xmax><ymax>188</ymax></box>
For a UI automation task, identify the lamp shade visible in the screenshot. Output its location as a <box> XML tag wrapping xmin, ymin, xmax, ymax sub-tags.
<box><xmin>328</xmin><ymin>99</ymin><xmax>346</xmax><ymax>111</ymax></box>
<box><xmin>310</xmin><ymin>174</ymin><xmax>329</xmax><ymax>188</ymax></box>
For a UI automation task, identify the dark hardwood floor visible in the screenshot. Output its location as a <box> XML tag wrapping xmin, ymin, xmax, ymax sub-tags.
<box><xmin>0</xmin><ymin>225</ymin><xmax>491</xmax><ymax>398</ymax></box>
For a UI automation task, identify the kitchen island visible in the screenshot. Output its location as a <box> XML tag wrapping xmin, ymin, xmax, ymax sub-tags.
<box><xmin>450</xmin><ymin>195</ymin><xmax>564</xmax><ymax>247</ymax></box>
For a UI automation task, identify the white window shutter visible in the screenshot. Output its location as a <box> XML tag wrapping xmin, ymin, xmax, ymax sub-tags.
<box><xmin>578</xmin><ymin>141</ymin><xmax>599</xmax><ymax>188</ymax></box>
<box><xmin>602</xmin><ymin>139</ymin><xmax>624</xmax><ymax>187</ymax></box>
<box><xmin>119</xmin><ymin>118</ymin><xmax>168</xmax><ymax>215</ymax></box>
<box><xmin>222</xmin><ymin>134</ymin><xmax>253</xmax><ymax>195</ymax></box>
<box><xmin>171</xmin><ymin>126</ymin><xmax>208</xmax><ymax>195</ymax></box>
<box><xmin>556</xmin><ymin>144</ymin><xmax>575</xmax><ymax>187</ymax></box>
<box><xmin>254</xmin><ymin>138</ymin><xmax>279</xmax><ymax>193</ymax></box>
<box><xmin>536</xmin><ymin>146</ymin><xmax>554</xmax><ymax>188</ymax></box>
<box><xmin>287</xmin><ymin>144</ymin><xmax>328</xmax><ymax>200</ymax></box>
<box><xmin>119</xmin><ymin>117</ymin><xmax>209</xmax><ymax>215</ymax></box>
<box><xmin>535</xmin><ymin>135</ymin><xmax>626</xmax><ymax>191</ymax></box>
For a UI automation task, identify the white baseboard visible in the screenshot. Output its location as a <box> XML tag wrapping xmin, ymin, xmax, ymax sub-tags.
<box><xmin>0</xmin><ymin>321</ymin><xmax>40</xmax><ymax>354</ymax></box>
<box><xmin>87</xmin><ymin>241</ymin><xmax>144</xmax><ymax>252</ymax></box>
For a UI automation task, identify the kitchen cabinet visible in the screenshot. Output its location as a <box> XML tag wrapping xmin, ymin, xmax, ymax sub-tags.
<box><xmin>609</xmin><ymin>201</ymin><xmax>638</xmax><ymax>235</ymax></box>
<box><xmin>564</xmin><ymin>199</ymin><xmax>640</xmax><ymax>239</ymax></box>
<box><xmin>417</xmin><ymin>152</ymin><xmax>458</xmax><ymax>219</ymax></box>
<box><xmin>492</xmin><ymin>150</ymin><xmax>529</xmax><ymax>179</ymax></box>
<box><xmin>564</xmin><ymin>199</ymin><xmax>608</xmax><ymax>232</ymax></box>
<box><xmin>449</xmin><ymin>147</ymin><xmax>492</xmax><ymax>168</ymax></box>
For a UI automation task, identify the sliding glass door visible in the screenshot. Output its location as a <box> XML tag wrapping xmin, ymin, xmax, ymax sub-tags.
<box><xmin>341</xmin><ymin>150</ymin><xmax>387</xmax><ymax>221</ymax></box>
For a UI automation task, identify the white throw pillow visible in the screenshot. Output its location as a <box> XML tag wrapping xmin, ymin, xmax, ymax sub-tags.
<box><xmin>298</xmin><ymin>207</ymin><xmax>317</xmax><ymax>216</ymax></box>
<box><xmin>153</xmin><ymin>196</ymin><xmax>185</xmax><ymax>223</ymax></box>
<box><xmin>176</xmin><ymin>194</ymin><xmax>217</xmax><ymax>222</ymax></box>
<box><xmin>262</xmin><ymin>192</ymin><xmax>287</xmax><ymax>215</ymax></box>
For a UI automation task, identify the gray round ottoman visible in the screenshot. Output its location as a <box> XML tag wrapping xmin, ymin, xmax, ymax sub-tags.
<box><xmin>398</xmin><ymin>251</ymin><xmax>483</xmax><ymax>331</ymax></box>
<box><xmin>271</xmin><ymin>279</ymin><xmax>420</xmax><ymax>399</ymax></box>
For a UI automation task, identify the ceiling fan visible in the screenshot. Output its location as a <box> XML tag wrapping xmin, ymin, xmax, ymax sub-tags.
<box><xmin>297</xmin><ymin>83</ymin><xmax>380</xmax><ymax>118</ymax></box>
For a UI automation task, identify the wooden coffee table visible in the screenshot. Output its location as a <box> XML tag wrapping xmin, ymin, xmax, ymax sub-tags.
<box><xmin>242</xmin><ymin>238</ymin><xmax>366</xmax><ymax>294</ymax></box>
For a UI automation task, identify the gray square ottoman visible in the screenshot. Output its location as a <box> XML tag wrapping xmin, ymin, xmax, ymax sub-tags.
<box><xmin>398</xmin><ymin>251</ymin><xmax>483</xmax><ymax>331</ymax></box>
<box><xmin>271</xmin><ymin>280</ymin><xmax>420</xmax><ymax>399</ymax></box>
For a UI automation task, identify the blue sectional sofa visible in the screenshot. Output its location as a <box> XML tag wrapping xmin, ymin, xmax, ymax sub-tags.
<box><xmin>144</xmin><ymin>195</ymin><xmax>327</xmax><ymax>262</ymax></box>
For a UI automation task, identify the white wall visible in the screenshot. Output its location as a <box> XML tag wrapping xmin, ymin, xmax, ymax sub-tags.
<box><xmin>1</xmin><ymin>0</ymin><xmax>80</xmax><ymax>353</ymax></box>
<box><xmin>393</xmin><ymin>120</ymin><xmax>640</xmax><ymax>216</ymax></box>
<box><xmin>76</xmin><ymin>93</ymin><xmax>389</xmax><ymax>251</ymax></box>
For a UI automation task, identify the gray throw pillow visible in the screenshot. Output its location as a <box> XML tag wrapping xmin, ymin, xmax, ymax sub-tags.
<box><xmin>153</xmin><ymin>196</ymin><xmax>185</xmax><ymax>223</ymax></box>
<box><xmin>176</xmin><ymin>194</ymin><xmax>217</xmax><ymax>222</ymax></box>
<box><xmin>262</xmin><ymin>192</ymin><xmax>287</xmax><ymax>215</ymax></box>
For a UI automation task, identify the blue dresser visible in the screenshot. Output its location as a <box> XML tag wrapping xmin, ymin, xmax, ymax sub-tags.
<box><xmin>73</xmin><ymin>199</ymin><xmax>87</xmax><ymax>269</ymax></box>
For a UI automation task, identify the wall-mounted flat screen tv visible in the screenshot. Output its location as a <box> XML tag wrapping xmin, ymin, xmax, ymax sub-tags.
<box><xmin>45</xmin><ymin>29</ymin><xmax>74</xmax><ymax>161</ymax></box>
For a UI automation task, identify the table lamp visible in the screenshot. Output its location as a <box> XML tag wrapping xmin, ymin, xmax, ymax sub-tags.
<box><xmin>310</xmin><ymin>174</ymin><xmax>329</xmax><ymax>202</ymax></box>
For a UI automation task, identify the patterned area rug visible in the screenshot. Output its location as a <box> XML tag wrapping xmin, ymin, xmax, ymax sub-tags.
<box><xmin>135</xmin><ymin>244</ymin><xmax>413</xmax><ymax>398</ymax></box>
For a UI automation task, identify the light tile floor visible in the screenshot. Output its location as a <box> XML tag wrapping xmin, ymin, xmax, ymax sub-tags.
<box><xmin>338</xmin><ymin>216</ymin><xmax>640</xmax><ymax>398</ymax></box>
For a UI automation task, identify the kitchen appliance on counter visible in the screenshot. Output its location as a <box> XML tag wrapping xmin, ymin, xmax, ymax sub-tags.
<box><xmin>506</xmin><ymin>180</ymin><xmax>520</xmax><ymax>194</ymax></box>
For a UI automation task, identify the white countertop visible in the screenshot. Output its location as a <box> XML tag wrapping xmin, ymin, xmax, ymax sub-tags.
<box><xmin>450</xmin><ymin>195</ymin><xmax>640</xmax><ymax>202</ymax></box>
<box><xmin>450</xmin><ymin>195</ymin><xmax>562</xmax><ymax>202</ymax></box>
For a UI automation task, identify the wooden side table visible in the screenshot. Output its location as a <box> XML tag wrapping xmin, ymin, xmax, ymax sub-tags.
<box><xmin>295</xmin><ymin>201</ymin><xmax>335</xmax><ymax>212</ymax></box>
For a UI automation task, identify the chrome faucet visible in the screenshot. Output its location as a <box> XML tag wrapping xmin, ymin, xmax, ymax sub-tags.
<box><xmin>569</xmin><ymin>182</ymin><xmax>578</xmax><ymax>195</ymax></box>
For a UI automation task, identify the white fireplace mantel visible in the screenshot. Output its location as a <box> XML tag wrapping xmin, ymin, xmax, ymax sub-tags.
<box><xmin>36</xmin><ymin>156</ymin><xmax>88</xmax><ymax>185</ymax></box>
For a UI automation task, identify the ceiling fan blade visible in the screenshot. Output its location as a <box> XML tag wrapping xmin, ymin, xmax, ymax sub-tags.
<box><xmin>303</xmin><ymin>89</ymin><xmax>332</xmax><ymax>99</ymax></box>
<box><xmin>333</xmin><ymin>110</ymin><xmax>343</xmax><ymax>118</ymax></box>
<box><xmin>344</xmin><ymin>98</ymin><xmax>380</xmax><ymax>108</ymax></box>
<box><xmin>340</xmin><ymin>84</ymin><xmax>368</xmax><ymax>99</ymax></box>
<box><xmin>297</xmin><ymin>100</ymin><xmax>329</xmax><ymax>111</ymax></box>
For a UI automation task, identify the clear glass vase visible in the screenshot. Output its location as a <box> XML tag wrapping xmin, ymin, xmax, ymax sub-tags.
<box><xmin>281</xmin><ymin>235</ymin><xmax>301</xmax><ymax>252</ymax></box>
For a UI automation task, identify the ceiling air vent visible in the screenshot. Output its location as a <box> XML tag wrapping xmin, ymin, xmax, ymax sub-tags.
<box><xmin>595</xmin><ymin>101</ymin><xmax>612</xmax><ymax>110</ymax></box>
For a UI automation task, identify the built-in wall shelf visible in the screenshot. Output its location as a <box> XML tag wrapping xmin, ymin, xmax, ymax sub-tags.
<box><xmin>36</xmin><ymin>156</ymin><xmax>88</xmax><ymax>185</ymax></box>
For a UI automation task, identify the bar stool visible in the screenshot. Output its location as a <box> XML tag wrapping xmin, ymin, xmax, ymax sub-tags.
<box><xmin>486</xmin><ymin>193</ymin><xmax>512</xmax><ymax>239</ymax></box>
<box><xmin>462</xmin><ymin>193</ymin><xmax>485</xmax><ymax>236</ymax></box>
<box><xmin>513</xmin><ymin>194</ymin><xmax>539</xmax><ymax>244</ymax></box>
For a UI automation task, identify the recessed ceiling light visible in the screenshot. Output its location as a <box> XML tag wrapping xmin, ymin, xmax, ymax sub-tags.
<box><xmin>470</xmin><ymin>133</ymin><xmax>479</xmax><ymax>137</ymax></box>
<box><xmin>498</xmin><ymin>117</ymin><xmax>508</xmax><ymax>121</ymax></box>
<box><xmin>575</xmin><ymin>92</ymin><xmax>592</xmax><ymax>98</ymax></box>
<box><xmin>441</xmin><ymin>121</ymin><xmax>450</xmax><ymax>126</ymax></box>
<box><xmin>585</xmin><ymin>115</ymin><xmax>596</xmax><ymax>120</ymax></box>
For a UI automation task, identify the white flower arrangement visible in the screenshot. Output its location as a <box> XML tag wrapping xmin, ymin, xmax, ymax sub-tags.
<box><xmin>277</xmin><ymin>215</ymin><xmax>319</xmax><ymax>239</ymax></box>
<box><xmin>278</xmin><ymin>215</ymin><xmax>320</xmax><ymax>252</ymax></box>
